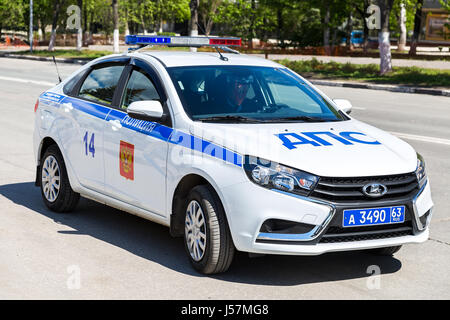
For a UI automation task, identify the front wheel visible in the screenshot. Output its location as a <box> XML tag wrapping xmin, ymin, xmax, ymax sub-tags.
<box><xmin>184</xmin><ymin>185</ymin><xmax>235</xmax><ymax>274</ymax></box>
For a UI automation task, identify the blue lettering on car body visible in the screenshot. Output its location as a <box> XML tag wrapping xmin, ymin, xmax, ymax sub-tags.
<box><xmin>276</xmin><ymin>131</ymin><xmax>381</xmax><ymax>149</ymax></box>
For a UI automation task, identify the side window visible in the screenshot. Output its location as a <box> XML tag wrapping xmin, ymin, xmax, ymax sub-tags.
<box><xmin>120</xmin><ymin>69</ymin><xmax>160</xmax><ymax>109</ymax></box>
<box><xmin>78</xmin><ymin>65</ymin><xmax>125</xmax><ymax>105</ymax></box>
<box><xmin>121</xmin><ymin>68</ymin><xmax>160</xmax><ymax>110</ymax></box>
<box><xmin>63</xmin><ymin>69</ymin><xmax>87</xmax><ymax>95</ymax></box>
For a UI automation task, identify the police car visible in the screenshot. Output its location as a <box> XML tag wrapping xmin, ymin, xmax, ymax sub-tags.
<box><xmin>33</xmin><ymin>35</ymin><xmax>433</xmax><ymax>274</ymax></box>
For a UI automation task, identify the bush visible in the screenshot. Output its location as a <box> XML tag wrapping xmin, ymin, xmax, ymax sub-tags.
<box><xmin>157</xmin><ymin>32</ymin><xmax>177</xmax><ymax>36</ymax></box>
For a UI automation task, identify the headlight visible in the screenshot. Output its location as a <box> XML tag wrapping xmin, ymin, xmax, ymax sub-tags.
<box><xmin>243</xmin><ymin>155</ymin><xmax>319</xmax><ymax>196</ymax></box>
<box><xmin>416</xmin><ymin>153</ymin><xmax>427</xmax><ymax>188</ymax></box>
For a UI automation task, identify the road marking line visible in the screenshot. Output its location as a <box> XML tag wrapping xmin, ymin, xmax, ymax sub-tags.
<box><xmin>0</xmin><ymin>75</ymin><xmax>55</xmax><ymax>87</ymax></box>
<box><xmin>391</xmin><ymin>132</ymin><xmax>450</xmax><ymax>146</ymax></box>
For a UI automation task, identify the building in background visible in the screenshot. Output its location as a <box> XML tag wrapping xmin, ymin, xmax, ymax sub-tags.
<box><xmin>422</xmin><ymin>0</ymin><xmax>450</xmax><ymax>43</ymax></box>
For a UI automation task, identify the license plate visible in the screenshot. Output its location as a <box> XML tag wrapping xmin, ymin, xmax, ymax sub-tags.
<box><xmin>342</xmin><ymin>206</ymin><xmax>405</xmax><ymax>227</ymax></box>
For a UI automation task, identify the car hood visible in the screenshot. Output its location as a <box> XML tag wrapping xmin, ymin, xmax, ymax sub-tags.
<box><xmin>189</xmin><ymin>119</ymin><xmax>418</xmax><ymax>177</ymax></box>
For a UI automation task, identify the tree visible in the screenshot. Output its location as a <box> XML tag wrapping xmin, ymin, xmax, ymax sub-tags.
<box><xmin>199</xmin><ymin>0</ymin><xmax>223</xmax><ymax>35</ymax></box>
<box><xmin>377</xmin><ymin>0</ymin><xmax>395</xmax><ymax>75</ymax></box>
<box><xmin>389</xmin><ymin>0</ymin><xmax>415</xmax><ymax>52</ymax></box>
<box><xmin>112</xmin><ymin>0</ymin><xmax>119</xmax><ymax>53</ymax></box>
<box><xmin>345</xmin><ymin>8</ymin><xmax>355</xmax><ymax>51</ymax></box>
<box><xmin>398</xmin><ymin>2</ymin><xmax>407</xmax><ymax>51</ymax></box>
<box><xmin>0</xmin><ymin>0</ymin><xmax>25</xmax><ymax>40</ymax></box>
<box><xmin>214</xmin><ymin>0</ymin><xmax>272</xmax><ymax>43</ymax></box>
<box><xmin>409</xmin><ymin>0</ymin><xmax>423</xmax><ymax>55</ymax></box>
<box><xmin>154</xmin><ymin>0</ymin><xmax>190</xmax><ymax>33</ymax></box>
<box><xmin>281</xmin><ymin>2</ymin><xmax>323</xmax><ymax>48</ymax></box>
<box><xmin>440</xmin><ymin>0</ymin><xmax>450</xmax><ymax>40</ymax></box>
<box><xmin>323</xmin><ymin>0</ymin><xmax>331</xmax><ymax>55</ymax></box>
<box><xmin>48</xmin><ymin>0</ymin><xmax>67</xmax><ymax>51</ymax></box>
<box><xmin>123</xmin><ymin>0</ymin><xmax>156</xmax><ymax>34</ymax></box>
<box><xmin>355</xmin><ymin>0</ymin><xmax>371</xmax><ymax>53</ymax></box>
<box><xmin>189</xmin><ymin>0</ymin><xmax>199</xmax><ymax>36</ymax></box>
<box><xmin>317</xmin><ymin>0</ymin><xmax>349</xmax><ymax>55</ymax></box>
<box><xmin>77</xmin><ymin>0</ymin><xmax>83</xmax><ymax>51</ymax></box>
<box><xmin>34</xmin><ymin>0</ymin><xmax>54</xmax><ymax>42</ymax></box>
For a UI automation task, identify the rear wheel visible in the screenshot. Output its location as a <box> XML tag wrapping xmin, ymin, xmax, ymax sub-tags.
<box><xmin>184</xmin><ymin>185</ymin><xmax>235</xmax><ymax>274</ymax></box>
<box><xmin>370</xmin><ymin>245</ymin><xmax>402</xmax><ymax>256</ymax></box>
<box><xmin>40</xmin><ymin>145</ymin><xmax>80</xmax><ymax>212</ymax></box>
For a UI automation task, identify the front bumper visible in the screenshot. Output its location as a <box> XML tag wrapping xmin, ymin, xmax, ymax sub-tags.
<box><xmin>221</xmin><ymin>179</ymin><xmax>433</xmax><ymax>256</ymax></box>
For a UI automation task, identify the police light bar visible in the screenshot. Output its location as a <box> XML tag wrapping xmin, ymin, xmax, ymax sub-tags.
<box><xmin>125</xmin><ymin>35</ymin><xmax>241</xmax><ymax>47</ymax></box>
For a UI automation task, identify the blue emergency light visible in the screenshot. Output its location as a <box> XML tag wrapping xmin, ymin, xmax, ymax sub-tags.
<box><xmin>125</xmin><ymin>35</ymin><xmax>241</xmax><ymax>47</ymax></box>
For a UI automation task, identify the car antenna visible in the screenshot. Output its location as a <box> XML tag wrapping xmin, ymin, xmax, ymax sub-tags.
<box><xmin>196</xmin><ymin>22</ymin><xmax>228</xmax><ymax>61</ymax></box>
<box><xmin>52</xmin><ymin>56</ymin><xmax>62</xmax><ymax>83</ymax></box>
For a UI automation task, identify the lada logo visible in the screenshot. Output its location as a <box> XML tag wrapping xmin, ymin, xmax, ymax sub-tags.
<box><xmin>362</xmin><ymin>183</ymin><xmax>388</xmax><ymax>198</ymax></box>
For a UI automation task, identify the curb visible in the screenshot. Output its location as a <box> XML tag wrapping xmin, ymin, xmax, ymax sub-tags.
<box><xmin>1</xmin><ymin>53</ymin><xmax>449</xmax><ymax>97</ymax></box>
<box><xmin>308</xmin><ymin>79</ymin><xmax>450</xmax><ymax>97</ymax></box>
<box><xmin>0</xmin><ymin>53</ymin><xmax>88</xmax><ymax>65</ymax></box>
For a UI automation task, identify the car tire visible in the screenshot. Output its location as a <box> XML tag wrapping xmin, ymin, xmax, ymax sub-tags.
<box><xmin>40</xmin><ymin>144</ymin><xmax>80</xmax><ymax>213</ymax></box>
<box><xmin>184</xmin><ymin>184</ymin><xmax>235</xmax><ymax>274</ymax></box>
<box><xmin>370</xmin><ymin>245</ymin><xmax>402</xmax><ymax>256</ymax></box>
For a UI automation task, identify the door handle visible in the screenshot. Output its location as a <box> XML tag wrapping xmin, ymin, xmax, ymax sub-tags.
<box><xmin>109</xmin><ymin>119</ymin><xmax>122</xmax><ymax>130</ymax></box>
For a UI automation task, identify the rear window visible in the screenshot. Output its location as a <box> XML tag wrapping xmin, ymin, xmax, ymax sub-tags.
<box><xmin>63</xmin><ymin>69</ymin><xmax>87</xmax><ymax>95</ymax></box>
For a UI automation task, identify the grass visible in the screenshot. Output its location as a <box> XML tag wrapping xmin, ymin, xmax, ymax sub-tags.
<box><xmin>12</xmin><ymin>46</ymin><xmax>199</xmax><ymax>59</ymax></box>
<box><xmin>278</xmin><ymin>58</ymin><xmax>450</xmax><ymax>88</ymax></box>
<box><xmin>13</xmin><ymin>49</ymin><xmax>113</xmax><ymax>60</ymax></box>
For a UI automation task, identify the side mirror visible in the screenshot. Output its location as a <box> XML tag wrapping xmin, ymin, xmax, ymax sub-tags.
<box><xmin>333</xmin><ymin>99</ymin><xmax>353</xmax><ymax>114</ymax></box>
<box><xmin>127</xmin><ymin>100</ymin><xmax>164</xmax><ymax>121</ymax></box>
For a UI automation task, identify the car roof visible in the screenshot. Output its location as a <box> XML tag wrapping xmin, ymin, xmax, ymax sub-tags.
<box><xmin>135</xmin><ymin>51</ymin><xmax>282</xmax><ymax>68</ymax></box>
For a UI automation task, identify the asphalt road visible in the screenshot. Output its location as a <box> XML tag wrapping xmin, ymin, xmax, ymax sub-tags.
<box><xmin>0</xmin><ymin>58</ymin><xmax>449</xmax><ymax>300</ymax></box>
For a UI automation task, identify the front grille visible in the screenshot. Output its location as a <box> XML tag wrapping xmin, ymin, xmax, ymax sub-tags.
<box><xmin>319</xmin><ymin>228</ymin><xmax>413</xmax><ymax>243</ymax></box>
<box><xmin>319</xmin><ymin>210</ymin><xmax>414</xmax><ymax>244</ymax></box>
<box><xmin>324</xmin><ymin>220</ymin><xmax>413</xmax><ymax>234</ymax></box>
<box><xmin>311</xmin><ymin>172</ymin><xmax>419</xmax><ymax>203</ymax></box>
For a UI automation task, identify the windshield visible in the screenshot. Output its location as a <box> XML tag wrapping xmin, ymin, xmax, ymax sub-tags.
<box><xmin>167</xmin><ymin>66</ymin><xmax>347</xmax><ymax>123</ymax></box>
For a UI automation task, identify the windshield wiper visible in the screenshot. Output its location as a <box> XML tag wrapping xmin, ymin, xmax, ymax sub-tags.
<box><xmin>195</xmin><ymin>115</ymin><xmax>263</xmax><ymax>123</ymax></box>
<box><xmin>265</xmin><ymin>116</ymin><xmax>335</xmax><ymax>123</ymax></box>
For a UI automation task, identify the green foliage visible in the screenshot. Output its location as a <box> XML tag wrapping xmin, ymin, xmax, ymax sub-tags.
<box><xmin>0</xmin><ymin>0</ymin><xmax>446</xmax><ymax>52</ymax></box>
<box><xmin>285</xmin><ymin>7</ymin><xmax>323</xmax><ymax>47</ymax></box>
<box><xmin>14</xmin><ymin>49</ymin><xmax>113</xmax><ymax>59</ymax></box>
<box><xmin>439</xmin><ymin>0</ymin><xmax>450</xmax><ymax>12</ymax></box>
<box><xmin>157</xmin><ymin>31</ymin><xmax>177</xmax><ymax>36</ymax></box>
<box><xmin>157</xmin><ymin>0</ymin><xmax>190</xmax><ymax>23</ymax></box>
<box><xmin>33</xmin><ymin>0</ymin><xmax>54</xmax><ymax>31</ymax></box>
<box><xmin>439</xmin><ymin>0</ymin><xmax>450</xmax><ymax>33</ymax></box>
<box><xmin>212</xmin><ymin>0</ymin><xmax>324</xmax><ymax>47</ymax></box>
<box><xmin>121</xmin><ymin>0</ymin><xmax>189</xmax><ymax>34</ymax></box>
<box><xmin>86</xmin><ymin>0</ymin><xmax>114</xmax><ymax>33</ymax></box>
<box><xmin>214</xmin><ymin>0</ymin><xmax>264</xmax><ymax>39</ymax></box>
<box><xmin>0</xmin><ymin>0</ymin><xmax>26</xmax><ymax>30</ymax></box>
<box><xmin>389</xmin><ymin>0</ymin><xmax>416</xmax><ymax>38</ymax></box>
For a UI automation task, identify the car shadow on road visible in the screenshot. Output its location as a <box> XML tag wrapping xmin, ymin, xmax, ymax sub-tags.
<box><xmin>0</xmin><ymin>182</ymin><xmax>402</xmax><ymax>286</ymax></box>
